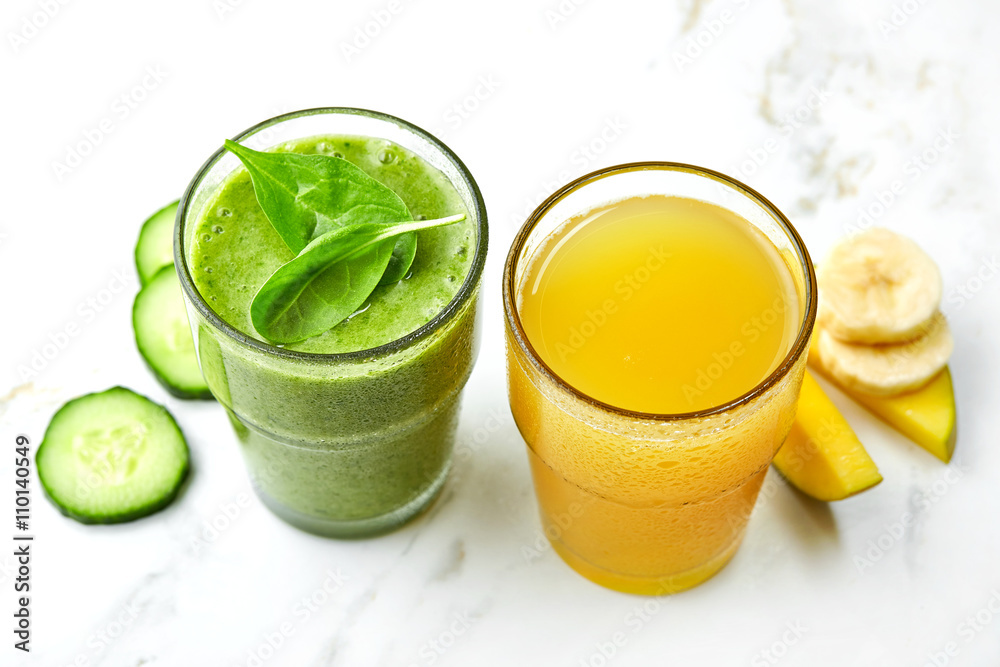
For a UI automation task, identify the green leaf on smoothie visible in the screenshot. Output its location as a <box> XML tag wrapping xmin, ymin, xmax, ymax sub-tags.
<box><xmin>223</xmin><ymin>139</ymin><xmax>417</xmax><ymax>284</ymax></box>
<box><xmin>250</xmin><ymin>215</ymin><xmax>466</xmax><ymax>344</ymax></box>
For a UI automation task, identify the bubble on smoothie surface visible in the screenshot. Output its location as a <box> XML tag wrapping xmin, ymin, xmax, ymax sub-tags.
<box><xmin>217</xmin><ymin>207</ymin><xmax>232</xmax><ymax>217</ymax></box>
<box><xmin>426</xmin><ymin>298</ymin><xmax>447</xmax><ymax>318</ymax></box>
<box><xmin>378</xmin><ymin>149</ymin><xmax>396</xmax><ymax>164</ymax></box>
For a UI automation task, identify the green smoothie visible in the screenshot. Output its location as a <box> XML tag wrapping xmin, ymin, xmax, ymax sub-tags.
<box><xmin>179</xmin><ymin>125</ymin><xmax>486</xmax><ymax>537</ymax></box>
<box><xmin>190</xmin><ymin>135</ymin><xmax>476</xmax><ymax>354</ymax></box>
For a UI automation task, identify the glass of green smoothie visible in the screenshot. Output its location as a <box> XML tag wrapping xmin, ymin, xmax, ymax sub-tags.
<box><xmin>175</xmin><ymin>108</ymin><xmax>488</xmax><ymax>538</ymax></box>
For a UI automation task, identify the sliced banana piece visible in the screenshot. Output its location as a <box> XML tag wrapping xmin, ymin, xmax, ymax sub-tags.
<box><xmin>818</xmin><ymin>228</ymin><xmax>942</xmax><ymax>344</ymax></box>
<box><xmin>816</xmin><ymin>312</ymin><xmax>953</xmax><ymax>396</ymax></box>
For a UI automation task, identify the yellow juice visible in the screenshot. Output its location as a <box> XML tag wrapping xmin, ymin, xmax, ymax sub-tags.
<box><xmin>507</xmin><ymin>194</ymin><xmax>804</xmax><ymax>594</ymax></box>
<box><xmin>518</xmin><ymin>195</ymin><xmax>798</xmax><ymax>413</ymax></box>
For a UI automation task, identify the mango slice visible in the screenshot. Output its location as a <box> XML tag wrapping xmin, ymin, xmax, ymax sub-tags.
<box><xmin>773</xmin><ymin>371</ymin><xmax>883</xmax><ymax>501</ymax></box>
<box><xmin>809</xmin><ymin>336</ymin><xmax>957</xmax><ymax>462</ymax></box>
<box><xmin>838</xmin><ymin>368</ymin><xmax>956</xmax><ymax>463</ymax></box>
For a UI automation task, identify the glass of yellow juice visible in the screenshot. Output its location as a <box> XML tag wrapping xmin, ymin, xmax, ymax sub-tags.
<box><xmin>503</xmin><ymin>163</ymin><xmax>817</xmax><ymax>595</ymax></box>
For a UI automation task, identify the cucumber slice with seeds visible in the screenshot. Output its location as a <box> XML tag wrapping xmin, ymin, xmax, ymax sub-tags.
<box><xmin>135</xmin><ymin>201</ymin><xmax>178</xmax><ymax>286</ymax></box>
<box><xmin>37</xmin><ymin>387</ymin><xmax>190</xmax><ymax>524</ymax></box>
<box><xmin>133</xmin><ymin>266</ymin><xmax>212</xmax><ymax>399</ymax></box>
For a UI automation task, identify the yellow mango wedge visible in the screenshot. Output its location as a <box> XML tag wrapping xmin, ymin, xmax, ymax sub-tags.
<box><xmin>809</xmin><ymin>337</ymin><xmax>957</xmax><ymax>462</ymax></box>
<box><xmin>773</xmin><ymin>371</ymin><xmax>883</xmax><ymax>501</ymax></box>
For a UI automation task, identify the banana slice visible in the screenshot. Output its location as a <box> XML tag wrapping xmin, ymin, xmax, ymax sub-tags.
<box><xmin>816</xmin><ymin>312</ymin><xmax>953</xmax><ymax>396</ymax></box>
<box><xmin>818</xmin><ymin>228</ymin><xmax>942</xmax><ymax>344</ymax></box>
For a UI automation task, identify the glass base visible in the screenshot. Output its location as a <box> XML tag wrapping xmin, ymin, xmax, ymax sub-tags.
<box><xmin>252</xmin><ymin>462</ymin><xmax>450</xmax><ymax>539</ymax></box>
<box><xmin>549</xmin><ymin>531</ymin><xmax>745</xmax><ymax>595</ymax></box>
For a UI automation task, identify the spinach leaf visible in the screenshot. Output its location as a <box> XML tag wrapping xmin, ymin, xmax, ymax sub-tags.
<box><xmin>223</xmin><ymin>140</ymin><xmax>417</xmax><ymax>284</ymax></box>
<box><xmin>250</xmin><ymin>214</ymin><xmax>466</xmax><ymax>344</ymax></box>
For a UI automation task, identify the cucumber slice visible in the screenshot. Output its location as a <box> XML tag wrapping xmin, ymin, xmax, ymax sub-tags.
<box><xmin>135</xmin><ymin>201</ymin><xmax>178</xmax><ymax>286</ymax></box>
<box><xmin>37</xmin><ymin>387</ymin><xmax>190</xmax><ymax>524</ymax></box>
<box><xmin>133</xmin><ymin>266</ymin><xmax>212</xmax><ymax>400</ymax></box>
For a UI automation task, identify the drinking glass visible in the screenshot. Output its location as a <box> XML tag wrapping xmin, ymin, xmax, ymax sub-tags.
<box><xmin>503</xmin><ymin>163</ymin><xmax>816</xmax><ymax>594</ymax></box>
<box><xmin>176</xmin><ymin>108</ymin><xmax>488</xmax><ymax>538</ymax></box>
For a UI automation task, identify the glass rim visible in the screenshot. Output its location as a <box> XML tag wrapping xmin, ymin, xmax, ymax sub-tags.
<box><xmin>175</xmin><ymin>106</ymin><xmax>489</xmax><ymax>363</ymax></box>
<box><xmin>502</xmin><ymin>161</ymin><xmax>818</xmax><ymax>422</ymax></box>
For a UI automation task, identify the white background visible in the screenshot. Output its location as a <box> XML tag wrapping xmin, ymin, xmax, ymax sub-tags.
<box><xmin>2</xmin><ymin>0</ymin><xmax>1000</xmax><ymax>665</ymax></box>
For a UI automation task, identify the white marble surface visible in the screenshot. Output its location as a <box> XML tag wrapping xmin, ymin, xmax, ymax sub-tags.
<box><xmin>2</xmin><ymin>0</ymin><xmax>999</xmax><ymax>665</ymax></box>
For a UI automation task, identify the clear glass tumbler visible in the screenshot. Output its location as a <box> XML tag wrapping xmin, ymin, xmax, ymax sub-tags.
<box><xmin>176</xmin><ymin>108</ymin><xmax>488</xmax><ymax>538</ymax></box>
<box><xmin>503</xmin><ymin>163</ymin><xmax>816</xmax><ymax>594</ymax></box>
